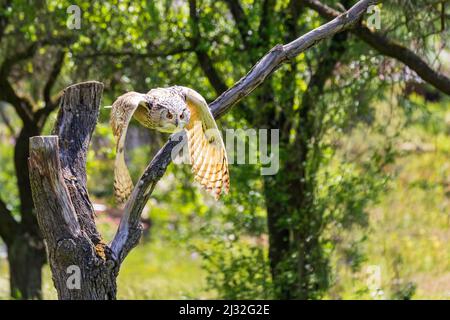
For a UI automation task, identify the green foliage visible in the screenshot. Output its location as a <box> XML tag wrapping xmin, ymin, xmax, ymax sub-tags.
<box><xmin>0</xmin><ymin>0</ymin><xmax>448</xmax><ymax>300</ymax></box>
<box><xmin>195</xmin><ymin>239</ymin><xmax>272</xmax><ymax>299</ymax></box>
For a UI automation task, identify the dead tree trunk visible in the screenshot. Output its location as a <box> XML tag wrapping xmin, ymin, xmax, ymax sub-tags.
<box><xmin>28</xmin><ymin>81</ymin><xmax>179</xmax><ymax>299</ymax></box>
<box><xmin>7</xmin><ymin>233</ymin><xmax>46</xmax><ymax>299</ymax></box>
<box><xmin>28</xmin><ymin>0</ymin><xmax>376</xmax><ymax>300</ymax></box>
<box><xmin>29</xmin><ymin>82</ymin><xmax>118</xmax><ymax>299</ymax></box>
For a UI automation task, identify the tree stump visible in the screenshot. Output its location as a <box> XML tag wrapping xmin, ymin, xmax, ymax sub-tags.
<box><xmin>28</xmin><ymin>80</ymin><xmax>179</xmax><ymax>299</ymax></box>
<box><xmin>29</xmin><ymin>82</ymin><xmax>118</xmax><ymax>299</ymax></box>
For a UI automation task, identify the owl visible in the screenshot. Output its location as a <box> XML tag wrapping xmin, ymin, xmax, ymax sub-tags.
<box><xmin>110</xmin><ymin>86</ymin><xmax>229</xmax><ymax>204</ymax></box>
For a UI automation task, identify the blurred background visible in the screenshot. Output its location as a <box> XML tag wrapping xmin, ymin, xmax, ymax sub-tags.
<box><xmin>0</xmin><ymin>0</ymin><xmax>449</xmax><ymax>299</ymax></box>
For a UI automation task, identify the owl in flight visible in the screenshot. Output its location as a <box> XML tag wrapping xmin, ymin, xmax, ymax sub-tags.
<box><xmin>110</xmin><ymin>86</ymin><xmax>229</xmax><ymax>204</ymax></box>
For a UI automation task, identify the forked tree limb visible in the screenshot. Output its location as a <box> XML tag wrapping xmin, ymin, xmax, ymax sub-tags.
<box><xmin>29</xmin><ymin>82</ymin><xmax>118</xmax><ymax>300</ymax></box>
<box><xmin>110</xmin><ymin>0</ymin><xmax>378</xmax><ymax>260</ymax></box>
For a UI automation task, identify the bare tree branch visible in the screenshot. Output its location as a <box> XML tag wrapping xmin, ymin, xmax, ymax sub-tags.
<box><xmin>210</xmin><ymin>0</ymin><xmax>378</xmax><ymax>118</ymax></box>
<box><xmin>303</xmin><ymin>0</ymin><xmax>450</xmax><ymax>95</ymax></box>
<box><xmin>111</xmin><ymin>0</ymin><xmax>378</xmax><ymax>260</ymax></box>
<box><xmin>110</xmin><ymin>135</ymin><xmax>180</xmax><ymax>261</ymax></box>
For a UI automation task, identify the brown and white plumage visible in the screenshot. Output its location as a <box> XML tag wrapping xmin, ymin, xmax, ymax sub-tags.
<box><xmin>182</xmin><ymin>87</ymin><xmax>229</xmax><ymax>199</ymax></box>
<box><xmin>110</xmin><ymin>92</ymin><xmax>148</xmax><ymax>204</ymax></box>
<box><xmin>110</xmin><ymin>86</ymin><xmax>229</xmax><ymax>204</ymax></box>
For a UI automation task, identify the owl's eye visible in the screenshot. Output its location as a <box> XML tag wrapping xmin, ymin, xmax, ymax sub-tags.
<box><xmin>167</xmin><ymin>112</ymin><xmax>173</xmax><ymax>120</ymax></box>
<box><xmin>180</xmin><ymin>114</ymin><xmax>184</xmax><ymax>120</ymax></box>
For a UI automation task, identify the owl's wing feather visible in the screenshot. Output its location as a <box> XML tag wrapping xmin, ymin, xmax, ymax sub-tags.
<box><xmin>179</xmin><ymin>87</ymin><xmax>230</xmax><ymax>199</ymax></box>
<box><xmin>110</xmin><ymin>92</ymin><xmax>147</xmax><ymax>204</ymax></box>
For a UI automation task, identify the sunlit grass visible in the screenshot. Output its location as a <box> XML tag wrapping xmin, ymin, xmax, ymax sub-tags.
<box><xmin>0</xmin><ymin>97</ymin><xmax>449</xmax><ymax>300</ymax></box>
<box><xmin>362</xmin><ymin>151</ymin><xmax>450</xmax><ymax>299</ymax></box>
<box><xmin>329</xmin><ymin>100</ymin><xmax>450</xmax><ymax>300</ymax></box>
<box><xmin>1</xmin><ymin>133</ymin><xmax>449</xmax><ymax>299</ymax></box>
<box><xmin>117</xmin><ymin>238</ymin><xmax>214</xmax><ymax>299</ymax></box>
<box><xmin>0</xmin><ymin>235</ymin><xmax>213</xmax><ymax>300</ymax></box>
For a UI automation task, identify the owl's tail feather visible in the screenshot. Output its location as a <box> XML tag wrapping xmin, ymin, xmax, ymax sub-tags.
<box><xmin>187</xmin><ymin>123</ymin><xmax>229</xmax><ymax>199</ymax></box>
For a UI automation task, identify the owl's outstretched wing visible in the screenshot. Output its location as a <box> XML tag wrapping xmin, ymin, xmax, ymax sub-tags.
<box><xmin>110</xmin><ymin>92</ymin><xmax>147</xmax><ymax>204</ymax></box>
<box><xmin>178</xmin><ymin>87</ymin><xmax>230</xmax><ymax>199</ymax></box>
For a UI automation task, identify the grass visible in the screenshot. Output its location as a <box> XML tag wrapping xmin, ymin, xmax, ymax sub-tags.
<box><xmin>329</xmin><ymin>98</ymin><xmax>450</xmax><ymax>300</ymax></box>
<box><xmin>0</xmin><ymin>235</ymin><xmax>213</xmax><ymax>300</ymax></box>
<box><xmin>2</xmin><ymin>143</ymin><xmax>448</xmax><ymax>299</ymax></box>
<box><xmin>330</xmin><ymin>150</ymin><xmax>450</xmax><ymax>299</ymax></box>
<box><xmin>0</xmin><ymin>96</ymin><xmax>448</xmax><ymax>300</ymax></box>
<box><xmin>364</xmin><ymin>146</ymin><xmax>449</xmax><ymax>299</ymax></box>
<box><xmin>116</xmin><ymin>238</ymin><xmax>214</xmax><ymax>299</ymax></box>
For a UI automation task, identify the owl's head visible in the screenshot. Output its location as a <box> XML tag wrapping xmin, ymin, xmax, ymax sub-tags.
<box><xmin>134</xmin><ymin>88</ymin><xmax>190</xmax><ymax>133</ymax></box>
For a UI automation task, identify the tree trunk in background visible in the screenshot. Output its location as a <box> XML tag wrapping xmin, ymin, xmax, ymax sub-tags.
<box><xmin>6</xmin><ymin>125</ymin><xmax>47</xmax><ymax>299</ymax></box>
<box><xmin>263</xmin><ymin>31</ymin><xmax>348</xmax><ymax>299</ymax></box>
<box><xmin>264</xmin><ymin>155</ymin><xmax>311</xmax><ymax>299</ymax></box>
<box><xmin>291</xmin><ymin>32</ymin><xmax>349</xmax><ymax>299</ymax></box>
<box><xmin>29</xmin><ymin>82</ymin><xmax>119</xmax><ymax>300</ymax></box>
<box><xmin>7</xmin><ymin>232</ymin><xmax>46</xmax><ymax>299</ymax></box>
<box><xmin>264</xmin><ymin>175</ymin><xmax>294</xmax><ymax>299</ymax></box>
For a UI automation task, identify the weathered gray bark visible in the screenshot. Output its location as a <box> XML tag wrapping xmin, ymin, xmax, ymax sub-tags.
<box><xmin>28</xmin><ymin>0</ymin><xmax>376</xmax><ymax>300</ymax></box>
<box><xmin>29</xmin><ymin>82</ymin><xmax>117</xmax><ymax>300</ymax></box>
